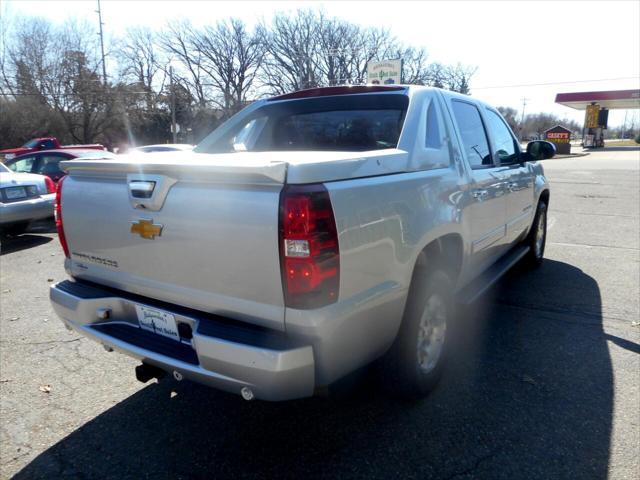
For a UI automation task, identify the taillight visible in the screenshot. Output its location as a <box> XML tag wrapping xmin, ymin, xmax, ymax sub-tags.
<box><xmin>279</xmin><ymin>184</ymin><xmax>339</xmax><ymax>309</ymax></box>
<box><xmin>44</xmin><ymin>176</ymin><xmax>56</xmax><ymax>194</ymax></box>
<box><xmin>55</xmin><ymin>175</ymin><xmax>70</xmax><ymax>258</ymax></box>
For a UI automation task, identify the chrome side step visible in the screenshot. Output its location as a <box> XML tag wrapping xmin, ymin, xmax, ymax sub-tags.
<box><xmin>456</xmin><ymin>245</ymin><xmax>530</xmax><ymax>305</ymax></box>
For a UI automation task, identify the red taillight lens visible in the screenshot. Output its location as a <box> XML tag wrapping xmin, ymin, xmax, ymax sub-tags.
<box><xmin>55</xmin><ymin>175</ymin><xmax>70</xmax><ymax>258</ymax></box>
<box><xmin>279</xmin><ymin>184</ymin><xmax>339</xmax><ymax>309</ymax></box>
<box><xmin>44</xmin><ymin>176</ymin><xmax>56</xmax><ymax>194</ymax></box>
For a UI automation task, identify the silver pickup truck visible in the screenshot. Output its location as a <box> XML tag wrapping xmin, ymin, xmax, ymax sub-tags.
<box><xmin>50</xmin><ymin>85</ymin><xmax>554</xmax><ymax>401</ymax></box>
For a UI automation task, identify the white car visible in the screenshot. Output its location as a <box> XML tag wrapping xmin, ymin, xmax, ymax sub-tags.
<box><xmin>0</xmin><ymin>162</ymin><xmax>56</xmax><ymax>236</ymax></box>
<box><xmin>132</xmin><ymin>144</ymin><xmax>194</xmax><ymax>153</ymax></box>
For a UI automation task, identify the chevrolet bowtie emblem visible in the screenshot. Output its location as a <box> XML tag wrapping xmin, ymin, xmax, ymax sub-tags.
<box><xmin>130</xmin><ymin>219</ymin><xmax>163</xmax><ymax>240</ymax></box>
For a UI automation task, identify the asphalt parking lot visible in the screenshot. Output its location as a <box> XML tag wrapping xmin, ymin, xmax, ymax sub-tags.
<box><xmin>1</xmin><ymin>148</ymin><xmax>638</xmax><ymax>479</ymax></box>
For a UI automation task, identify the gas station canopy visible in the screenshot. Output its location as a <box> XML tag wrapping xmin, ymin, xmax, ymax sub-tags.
<box><xmin>555</xmin><ymin>89</ymin><xmax>640</xmax><ymax>110</ymax></box>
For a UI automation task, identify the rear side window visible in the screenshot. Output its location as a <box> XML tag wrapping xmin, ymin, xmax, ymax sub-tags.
<box><xmin>41</xmin><ymin>139</ymin><xmax>55</xmax><ymax>149</ymax></box>
<box><xmin>425</xmin><ymin>101</ymin><xmax>442</xmax><ymax>149</ymax></box>
<box><xmin>197</xmin><ymin>94</ymin><xmax>409</xmax><ymax>153</ymax></box>
<box><xmin>8</xmin><ymin>156</ymin><xmax>36</xmax><ymax>173</ymax></box>
<box><xmin>451</xmin><ymin>101</ymin><xmax>492</xmax><ymax>168</ymax></box>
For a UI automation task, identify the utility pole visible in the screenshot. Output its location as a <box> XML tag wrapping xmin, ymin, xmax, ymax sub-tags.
<box><xmin>170</xmin><ymin>66</ymin><xmax>177</xmax><ymax>143</ymax></box>
<box><xmin>520</xmin><ymin>97</ymin><xmax>529</xmax><ymax>125</ymax></box>
<box><xmin>621</xmin><ymin>110</ymin><xmax>628</xmax><ymax>139</ymax></box>
<box><xmin>519</xmin><ymin>97</ymin><xmax>529</xmax><ymax>139</ymax></box>
<box><xmin>96</xmin><ymin>0</ymin><xmax>107</xmax><ymax>85</ymax></box>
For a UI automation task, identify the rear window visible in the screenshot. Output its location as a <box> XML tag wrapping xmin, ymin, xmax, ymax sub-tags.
<box><xmin>196</xmin><ymin>94</ymin><xmax>409</xmax><ymax>153</ymax></box>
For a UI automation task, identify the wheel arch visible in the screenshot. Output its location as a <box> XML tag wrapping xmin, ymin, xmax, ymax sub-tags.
<box><xmin>412</xmin><ymin>233</ymin><xmax>464</xmax><ymax>290</ymax></box>
<box><xmin>538</xmin><ymin>188</ymin><xmax>550</xmax><ymax>207</ymax></box>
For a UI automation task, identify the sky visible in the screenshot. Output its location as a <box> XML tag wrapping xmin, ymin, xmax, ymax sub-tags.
<box><xmin>3</xmin><ymin>0</ymin><xmax>640</xmax><ymax>127</ymax></box>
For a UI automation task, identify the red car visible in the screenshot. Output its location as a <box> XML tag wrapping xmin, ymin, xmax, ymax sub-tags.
<box><xmin>0</xmin><ymin>137</ymin><xmax>106</xmax><ymax>161</ymax></box>
<box><xmin>3</xmin><ymin>149</ymin><xmax>116</xmax><ymax>184</ymax></box>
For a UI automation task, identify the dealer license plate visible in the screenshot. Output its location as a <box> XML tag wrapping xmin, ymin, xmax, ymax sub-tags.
<box><xmin>135</xmin><ymin>304</ymin><xmax>180</xmax><ymax>341</ymax></box>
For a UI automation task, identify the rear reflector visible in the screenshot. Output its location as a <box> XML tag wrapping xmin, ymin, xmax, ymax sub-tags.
<box><xmin>55</xmin><ymin>175</ymin><xmax>70</xmax><ymax>258</ymax></box>
<box><xmin>279</xmin><ymin>184</ymin><xmax>339</xmax><ymax>309</ymax></box>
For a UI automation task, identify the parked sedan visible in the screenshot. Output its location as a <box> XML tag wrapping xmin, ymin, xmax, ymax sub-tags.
<box><xmin>4</xmin><ymin>149</ymin><xmax>116</xmax><ymax>184</ymax></box>
<box><xmin>0</xmin><ymin>162</ymin><xmax>56</xmax><ymax>236</ymax></box>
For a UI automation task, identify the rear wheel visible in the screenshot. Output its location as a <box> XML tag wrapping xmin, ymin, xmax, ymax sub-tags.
<box><xmin>381</xmin><ymin>269</ymin><xmax>454</xmax><ymax>399</ymax></box>
<box><xmin>523</xmin><ymin>200</ymin><xmax>547</xmax><ymax>268</ymax></box>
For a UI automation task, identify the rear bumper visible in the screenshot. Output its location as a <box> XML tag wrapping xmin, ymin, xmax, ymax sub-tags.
<box><xmin>50</xmin><ymin>280</ymin><xmax>315</xmax><ymax>401</ymax></box>
<box><xmin>0</xmin><ymin>194</ymin><xmax>55</xmax><ymax>225</ymax></box>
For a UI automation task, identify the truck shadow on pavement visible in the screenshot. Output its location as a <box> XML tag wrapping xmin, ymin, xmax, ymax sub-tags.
<box><xmin>0</xmin><ymin>220</ymin><xmax>55</xmax><ymax>255</ymax></box>
<box><xmin>14</xmin><ymin>259</ymin><xmax>614</xmax><ymax>479</ymax></box>
<box><xmin>0</xmin><ymin>234</ymin><xmax>52</xmax><ymax>255</ymax></box>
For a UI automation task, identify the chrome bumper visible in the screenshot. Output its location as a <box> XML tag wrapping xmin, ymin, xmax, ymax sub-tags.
<box><xmin>0</xmin><ymin>194</ymin><xmax>55</xmax><ymax>225</ymax></box>
<box><xmin>50</xmin><ymin>280</ymin><xmax>315</xmax><ymax>401</ymax></box>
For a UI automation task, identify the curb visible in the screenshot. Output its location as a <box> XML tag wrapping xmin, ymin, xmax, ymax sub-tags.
<box><xmin>549</xmin><ymin>152</ymin><xmax>590</xmax><ymax>159</ymax></box>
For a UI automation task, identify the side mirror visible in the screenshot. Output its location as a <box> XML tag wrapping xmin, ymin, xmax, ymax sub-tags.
<box><xmin>525</xmin><ymin>140</ymin><xmax>556</xmax><ymax>161</ymax></box>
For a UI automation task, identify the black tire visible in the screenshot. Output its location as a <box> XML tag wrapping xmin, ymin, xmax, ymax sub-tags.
<box><xmin>380</xmin><ymin>269</ymin><xmax>454</xmax><ymax>400</ymax></box>
<box><xmin>522</xmin><ymin>200</ymin><xmax>548</xmax><ymax>268</ymax></box>
<box><xmin>0</xmin><ymin>221</ymin><xmax>29</xmax><ymax>237</ymax></box>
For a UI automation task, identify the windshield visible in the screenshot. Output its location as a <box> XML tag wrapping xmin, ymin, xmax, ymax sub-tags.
<box><xmin>0</xmin><ymin>162</ymin><xmax>10</xmax><ymax>173</ymax></box>
<box><xmin>196</xmin><ymin>94</ymin><xmax>409</xmax><ymax>154</ymax></box>
<box><xmin>22</xmin><ymin>139</ymin><xmax>40</xmax><ymax>148</ymax></box>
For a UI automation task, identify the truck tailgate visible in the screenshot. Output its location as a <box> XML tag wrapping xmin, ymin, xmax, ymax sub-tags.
<box><xmin>60</xmin><ymin>154</ymin><xmax>287</xmax><ymax>330</ymax></box>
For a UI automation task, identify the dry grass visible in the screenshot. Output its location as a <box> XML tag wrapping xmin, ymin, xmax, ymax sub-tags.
<box><xmin>604</xmin><ymin>139</ymin><xmax>639</xmax><ymax>147</ymax></box>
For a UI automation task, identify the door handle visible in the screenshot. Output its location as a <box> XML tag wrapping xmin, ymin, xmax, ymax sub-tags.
<box><xmin>129</xmin><ymin>180</ymin><xmax>156</xmax><ymax>199</ymax></box>
<box><xmin>471</xmin><ymin>189</ymin><xmax>489</xmax><ymax>200</ymax></box>
<box><xmin>506</xmin><ymin>182</ymin><xmax>518</xmax><ymax>192</ymax></box>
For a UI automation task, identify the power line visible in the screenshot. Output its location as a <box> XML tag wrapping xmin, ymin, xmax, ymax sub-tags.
<box><xmin>474</xmin><ymin>76</ymin><xmax>640</xmax><ymax>90</ymax></box>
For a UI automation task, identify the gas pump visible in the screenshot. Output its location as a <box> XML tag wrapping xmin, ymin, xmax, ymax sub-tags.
<box><xmin>583</xmin><ymin>103</ymin><xmax>609</xmax><ymax>148</ymax></box>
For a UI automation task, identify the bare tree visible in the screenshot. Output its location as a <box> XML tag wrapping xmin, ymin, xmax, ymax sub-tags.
<box><xmin>157</xmin><ymin>20</ymin><xmax>207</xmax><ymax>107</ymax></box>
<box><xmin>315</xmin><ymin>17</ymin><xmax>361</xmax><ymax>85</ymax></box>
<box><xmin>520</xmin><ymin>112</ymin><xmax>581</xmax><ymax>140</ymax></box>
<box><xmin>117</xmin><ymin>26</ymin><xmax>166</xmax><ymax>110</ymax></box>
<box><xmin>258</xmin><ymin>10</ymin><xmax>324</xmax><ymax>94</ymax></box>
<box><xmin>1</xmin><ymin>9</ymin><xmax>480</xmax><ymax>149</ymax></box>
<box><xmin>2</xmin><ymin>17</ymin><xmax>121</xmax><ymax>144</ymax></box>
<box><xmin>443</xmin><ymin>63</ymin><xmax>476</xmax><ymax>94</ymax></box>
<box><xmin>397</xmin><ymin>46</ymin><xmax>430</xmax><ymax>85</ymax></box>
<box><xmin>345</xmin><ymin>27</ymin><xmax>396</xmax><ymax>84</ymax></box>
<box><xmin>0</xmin><ymin>7</ymin><xmax>16</xmax><ymax>97</ymax></box>
<box><xmin>192</xmin><ymin>18</ymin><xmax>264</xmax><ymax>115</ymax></box>
<box><xmin>49</xmin><ymin>21</ymin><xmax>113</xmax><ymax>143</ymax></box>
<box><xmin>496</xmin><ymin>106</ymin><xmax>519</xmax><ymax>132</ymax></box>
